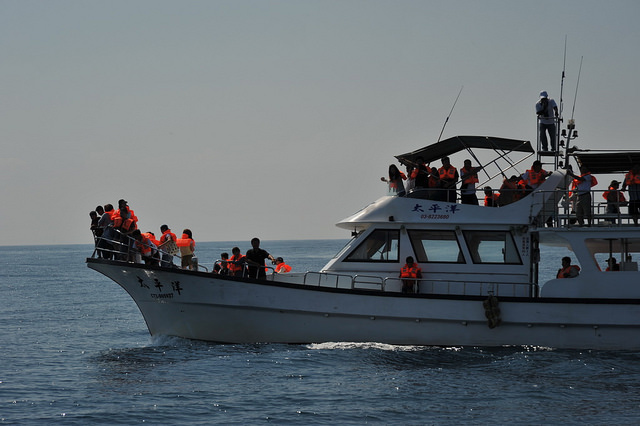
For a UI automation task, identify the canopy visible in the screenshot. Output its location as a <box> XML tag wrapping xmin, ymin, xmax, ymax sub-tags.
<box><xmin>572</xmin><ymin>151</ymin><xmax>640</xmax><ymax>174</ymax></box>
<box><xmin>395</xmin><ymin>135</ymin><xmax>534</xmax><ymax>165</ymax></box>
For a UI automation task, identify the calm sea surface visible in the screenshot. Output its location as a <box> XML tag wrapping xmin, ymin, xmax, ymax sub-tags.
<box><xmin>1</xmin><ymin>240</ymin><xmax>640</xmax><ymax>425</ymax></box>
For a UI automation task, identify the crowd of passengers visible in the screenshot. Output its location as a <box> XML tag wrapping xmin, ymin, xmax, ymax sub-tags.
<box><xmin>382</xmin><ymin>157</ymin><xmax>640</xmax><ymax>226</ymax></box>
<box><xmin>89</xmin><ymin>199</ymin><xmax>292</xmax><ymax>277</ymax></box>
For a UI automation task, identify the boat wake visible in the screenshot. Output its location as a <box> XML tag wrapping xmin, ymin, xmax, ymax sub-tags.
<box><xmin>306</xmin><ymin>342</ymin><xmax>462</xmax><ymax>352</ymax></box>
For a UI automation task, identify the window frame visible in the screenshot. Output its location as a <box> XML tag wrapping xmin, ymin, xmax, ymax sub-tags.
<box><xmin>343</xmin><ymin>229</ymin><xmax>401</xmax><ymax>263</ymax></box>
<box><xmin>407</xmin><ymin>229</ymin><xmax>465</xmax><ymax>264</ymax></box>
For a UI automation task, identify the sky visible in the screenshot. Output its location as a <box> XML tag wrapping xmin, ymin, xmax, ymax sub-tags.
<box><xmin>2</xmin><ymin>0</ymin><xmax>640</xmax><ymax>246</ymax></box>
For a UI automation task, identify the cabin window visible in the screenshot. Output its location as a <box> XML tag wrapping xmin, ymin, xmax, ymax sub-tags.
<box><xmin>463</xmin><ymin>230</ymin><xmax>522</xmax><ymax>264</ymax></box>
<box><xmin>407</xmin><ymin>230</ymin><xmax>464</xmax><ymax>263</ymax></box>
<box><xmin>586</xmin><ymin>238</ymin><xmax>640</xmax><ymax>271</ymax></box>
<box><xmin>345</xmin><ymin>229</ymin><xmax>400</xmax><ymax>262</ymax></box>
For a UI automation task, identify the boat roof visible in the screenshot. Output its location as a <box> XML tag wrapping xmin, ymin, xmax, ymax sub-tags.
<box><xmin>395</xmin><ymin>135</ymin><xmax>534</xmax><ymax>165</ymax></box>
<box><xmin>572</xmin><ymin>150</ymin><xmax>640</xmax><ymax>174</ymax></box>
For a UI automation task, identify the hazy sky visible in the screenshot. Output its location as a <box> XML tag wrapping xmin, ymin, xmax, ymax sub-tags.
<box><xmin>2</xmin><ymin>0</ymin><xmax>639</xmax><ymax>246</ymax></box>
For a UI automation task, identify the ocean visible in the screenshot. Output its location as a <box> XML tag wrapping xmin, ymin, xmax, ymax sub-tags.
<box><xmin>1</xmin><ymin>240</ymin><xmax>639</xmax><ymax>425</ymax></box>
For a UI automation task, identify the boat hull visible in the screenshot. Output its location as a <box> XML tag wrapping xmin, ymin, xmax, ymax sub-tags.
<box><xmin>88</xmin><ymin>259</ymin><xmax>640</xmax><ymax>350</ymax></box>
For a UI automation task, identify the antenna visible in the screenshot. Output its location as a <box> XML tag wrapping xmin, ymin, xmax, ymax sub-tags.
<box><xmin>559</xmin><ymin>35</ymin><xmax>567</xmax><ymax>120</ymax></box>
<box><xmin>437</xmin><ymin>86</ymin><xmax>463</xmax><ymax>142</ymax></box>
<box><xmin>570</xmin><ymin>56</ymin><xmax>583</xmax><ymax>121</ymax></box>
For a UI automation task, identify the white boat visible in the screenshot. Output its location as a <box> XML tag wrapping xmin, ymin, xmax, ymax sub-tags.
<box><xmin>87</xmin><ymin>133</ymin><xmax>640</xmax><ymax>349</ymax></box>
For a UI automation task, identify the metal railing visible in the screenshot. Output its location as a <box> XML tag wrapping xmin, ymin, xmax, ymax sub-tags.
<box><xmin>299</xmin><ymin>271</ymin><xmax>535</xmax><ymax>297</ymax></box>
<box><xmin>91</xmin><ymin>229</ymin><xmax>209</xmax><ymax>272</ymax></box>
<box><xmin>528</xmin><ymin>188</ymin><xmax>636</xmax><ymax>228</ymax></box>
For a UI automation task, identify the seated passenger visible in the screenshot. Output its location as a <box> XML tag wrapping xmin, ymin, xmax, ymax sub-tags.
<box><xmin>483</xmin><ymin>186</ymin><xmax>499</xmax><ymax>207</ymax></box>
<box><xmin>228</xmin><ymin>246</ymin><xmax>246</xmax><ymax>277</ymax></box>
<box><xmin>606</xmin><ymin>257</ymin><xmax>620</xmax><ymax>271</ymax></box>
<box><xmin>556</xmin><ymin>256</ymin><xmax>580</xmax><ymax>278</ymax></box>
<box><xmin>400</xmin><ymin>256</ymin><xmax>422</xmax><ymax>294</ymax></box>
<box><xmin>499</xmin><ymin>176</ymin><xmax>523</xmax><ymax>206</ymax></box>
<box><xmin>213</xmin><ymin>252</ymin><xmax>230</xmax><ymax>275</ymax></box>
<box><xmin>274</xmin><ymin>257</ymin><xmax>292</xmax><ymax>273</ymax></box>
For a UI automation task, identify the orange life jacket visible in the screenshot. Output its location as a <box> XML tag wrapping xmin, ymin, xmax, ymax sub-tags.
<box><xmin>176</xmin><ymin>234</ymin><xmax>195</xmax><ymax>255</ymax></box>
<box><xmin>624</xmin><ymin>171</ymin><xmax>640</xmax><ymax>186</ymax></box>
<box><xmin>438</xmin><ymin>166</ymin><xmax>457</xmax><ymax>181</ymax></box>
<box><xmin>461</xmin><ymin>166</ymin><xmax>479</xmax><ymax>184</ymax></box>
<box><xmin>275</xmin><ymin>263</ymin><xmax>292</xmax><ymax>273</ymax></box>
<box><xmin>524</xmin><ymin>169</ymin><xmax>548</xmax><ymax>187</ymax></box>
<box><xmin>160</xmin><ymin>230</ymin><xmax>177</xmax><ymax>244</ymax></box>
<box><xmin>572</xmin><ymin>172</ymin><xmax>598</xmax><ymax>192</ymax></box>
<box><xmin>484</xmin><ymin>194</ymin><xmax>499</xmax><ymax>206</ymax></box>
<box><xmin>603</xmin><ymin>187</ymin><xmax>626</xmax><ymax>203</ymax></box>
<box><xmin>389</xmin><ymin>171</ymin><xmax>407</xmax><ymax>190</ymax></box>
<box><xmin>229</xmin><ymin>254</ymin><xmax>246</xmax><ymax>274</ymax></box>
<box><xmin>136</xmin><ymin>235</ymin><xmax>153</xmax><ymax>255</ymax></box>
<box><xmin>556</xmin><ymin>265</ymin><xmax>580</xmax><ymax>279</ymax></box>
<box><xmin>400</xmin><ymin>264</ymin><xmax>421</xmax><ymax>278</ymax></box>
<box><xmin>143</xmin><ymin>232</ymin><xmax>161</xmax><ymax>247</ymax></box>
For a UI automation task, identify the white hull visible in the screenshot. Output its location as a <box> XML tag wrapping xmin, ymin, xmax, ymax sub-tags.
<box><xmin>88</xmin><ymin>259</ymin><xmax>640</xmax><ymax>349</ymax></box>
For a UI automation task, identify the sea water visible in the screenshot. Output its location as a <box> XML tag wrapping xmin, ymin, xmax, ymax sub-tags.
<box><xmin>1</xmin><ymin>241</ymin><xmax>639</xmax><ymax>424</ymax></box>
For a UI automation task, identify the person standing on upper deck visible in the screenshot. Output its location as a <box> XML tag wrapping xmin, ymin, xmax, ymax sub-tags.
<box><xmin>460</xmin><ymin>159</ymin><xmax>483</xmax><ymax>205</ymax></box>
<box><xmin>622</xmin><ymin>164</ymin><xmax>640</xmax><ymax>225</ymax></box>
<box><xmin>569</xmin><ymin>165</ymin><xmax>598</xmax><ymax>226</ymax></box>
<box><xmin>438</xmin><ymin>156</ymin><xmax>459</xmax><ymax>203</ymax></box>
<box><xmin>521</xmin><ymin>160</ymin><xmax>552</xmax><ymax>190</ymax></box>
<box><xmin>536</xmin><ymin>90</ymin><xmax>559</xmax><ymax>152</ymax></box>
<box><xmin>603</xmin><ymin>180</ymin><xmax>626</xmax><ymax>224</ymax></box>
<box><xmin>410</xmin><ymin>157</ymin><xmax>431</xmax><ymax>191</ymax></box>
<box><xmin>381</xmin><ymin>164</ymin><xmax>407</xmax><ymax>196</ymax></box>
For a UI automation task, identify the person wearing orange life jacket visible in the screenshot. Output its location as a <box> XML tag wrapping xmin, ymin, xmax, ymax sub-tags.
<box><xmin>603</xmin><ymin>180</ymin><xmax>627</xmax><ymax>223</ymax></box>
<box><xmin>498</xmin><ymin>176</ymin><xmax>519</xmax><ymax>206</ymax></box>
<box><xmin>428</xmin><ymin>166</ymin><xmax>443</xmax><ymax>201</ymax></box>
<box><xmin>131</xmin><ymin>229</ymin><xmax>158</xmax><ymax>265</ymax></box>
<box><xmin>438</xmin><ymin>156</ymin><xmax>459</xmax><ymax>203</ymax></box>
<box><xmin>143</xmin><ymin>231</ymin><xmax>161</xmax><ymax>248</ymax></box>
<box><xmin>274</xmin><ymin>257</ymin><xmax>292</xmax><ymax>274</ymax></box>
<box><xmin>111</xmin><ymin>199</ymin><xmax>138</xmax><ymax>232</ymax></box>
<box><xmin>400</xmin><ymin>256</ymin><xmax>423</xmax><ymax>294</ymax></box>
<box><xmin>521</xmin><ymin>160</ymin><xmax>552</xmax><ymax>191</ymax></box>
<box><xmin>228</xmin><ymin>246</ymin><xmax>246</xmax><ymax>277</ymax></box>
<box><xmin>483</xmin><ymin>186</ymin><xmax>499</xmax><ymax>207</ymax></box>
<box><xmin>556</xmin><ymin>256</ymin><xmax>580</xmax><ymax>278</ymax></box>
<box><xmin>176</xmin><ymin>228</ymin><xmax>196</xmax><ymax>270</ymax></box>
<box><xmin>381</xmin><ymin>164</ymin><xmax>407</xmax><ymax>196</ymax></box>
<box><xmin>568</xmin><ymin>165</ymin><xmax>598</xmax><ymax>226</ymax></box>
<box><xmin>142</xmin><ymin>231</ymin><xmax>161</xmax><ymax>266</ymax></box>
<box><xmin>460</xmin><ymin>159</ymin><xmax>483</xmax><ymax>205</ymax></box>
<box><xmin>409</xmin><ymin>156</ymin><xmax>431</xmax><ymax>190</ymax></box>
<box><xmin>213</xmin><ymin>252</ymin><xmax>230</xmax><ymax>275</ymax></box>
<box><xmin>158</xmin><ymin>224</ymin><xmax>178</xmax><ymax>267</ymax></box>
<box><xmin>622</xmin><ymin>164</ymin><xmax>640</xmax><ymax>225</ymax></box>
